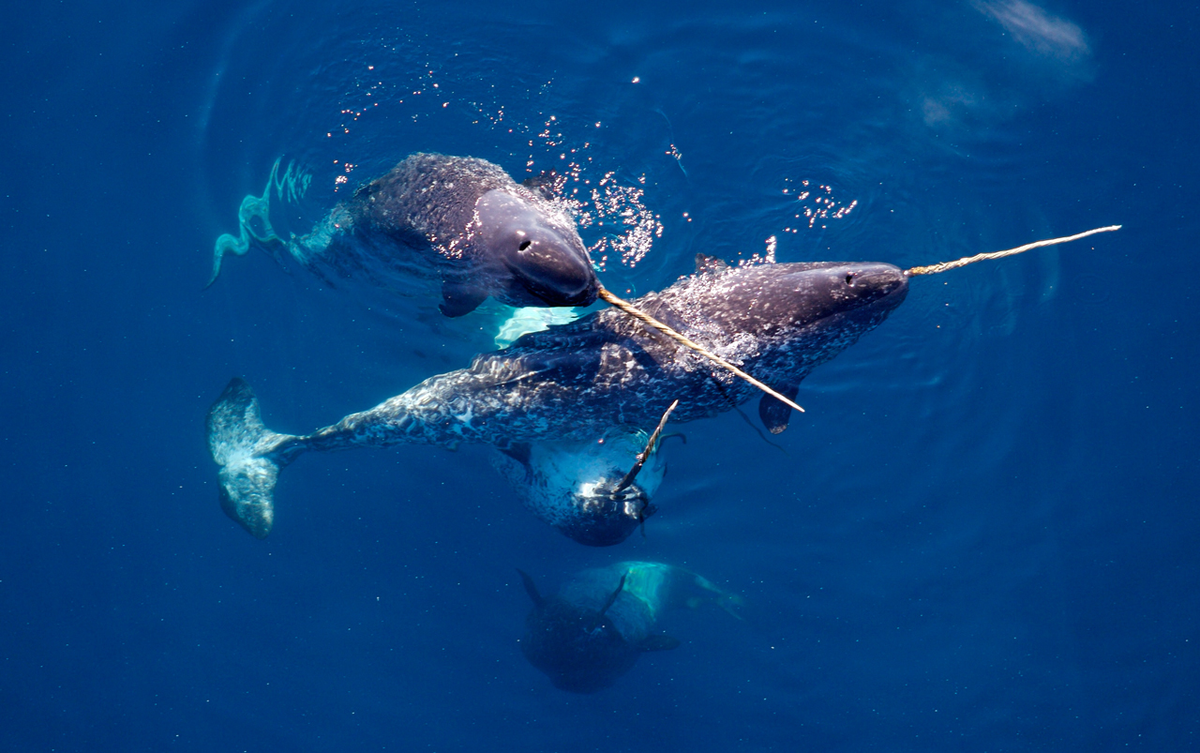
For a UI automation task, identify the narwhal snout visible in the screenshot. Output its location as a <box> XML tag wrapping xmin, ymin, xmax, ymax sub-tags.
<box><xmin>842</xmin><ymin>262</ymin><xmax>909</xmax><ymax>309</ymax></box>
<box><xmin>513</xmin><ymin>235</ymin><xmax>599</xmax><ymax>306</ymax></box>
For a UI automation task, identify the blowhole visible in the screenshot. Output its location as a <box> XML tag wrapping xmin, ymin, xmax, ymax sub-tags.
<box><xmin>518</xmin><ymin>239</ymin><xmax>532</xmax><ymax>251</ymax></box>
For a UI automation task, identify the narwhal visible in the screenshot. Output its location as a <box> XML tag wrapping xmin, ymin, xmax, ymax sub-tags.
<box><xmin>491</xmin><ymin>400</ymin><xmax>679</xmax><ymax>546</ymax></box>
<box><xmin>205</xmin><ymin>227</ymin><xmax>1119</xmax><ymax>539</ymax></box>
<box><xmin>207</xmin><ymin>258</ymin><xmax>907</xmax><ymax>538</ymax></box>
<box><xmin>517</xmin><ymin>561</ymin><xmax>741</xmax><ymax>693</ymax></box>
<box><xmin>209</xmin><ymin>153</ymin><xmax>599</xmax><ymax>316</ymax></box>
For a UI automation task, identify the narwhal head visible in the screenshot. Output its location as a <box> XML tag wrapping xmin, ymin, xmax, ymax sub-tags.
<box><xmin>492</xmin><ymin>423</ymin><xmax>670</xmax><ymax>547</ymax></box>
<box><xmin>517</xmin><ymin>570</ymin><xmax>639</xmax><ymax>693</ymax></box>
<box><xmin>474</xmin><ymin>189</ymin><xmax>599</xmax><ymax>309</ymax></box>
<box><xmin>695</xmin><ymin>260</ymin><xmax>910</xmax><ymax>342</ymax></box>
<box><xmin>555</xmin><ymin>479</ymin><xmax>657</xmax><ymax>547</ymax></box>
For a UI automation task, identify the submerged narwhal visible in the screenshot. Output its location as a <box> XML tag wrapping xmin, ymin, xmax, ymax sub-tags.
<box><xmin>491</xmin><ymin>399</ymin><xmax>679</xmax><ymax>547</ymax></box>
<box><xmin>518</xmin><ymin>561</ymin><xmax>741</xmax><ymax>693</ymax></box>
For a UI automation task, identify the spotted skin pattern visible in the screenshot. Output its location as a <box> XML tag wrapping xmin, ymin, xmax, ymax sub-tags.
<box><xmin>208</xmin><ymin>260</ymin><xmax>908</xmax><ymax>538</ymax></box>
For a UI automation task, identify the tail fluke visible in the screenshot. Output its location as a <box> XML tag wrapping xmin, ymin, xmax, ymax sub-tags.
<box><xmin>206</xmin><ymin>378</ymin><xmax>297</xmax><ymax>539</ymax></box>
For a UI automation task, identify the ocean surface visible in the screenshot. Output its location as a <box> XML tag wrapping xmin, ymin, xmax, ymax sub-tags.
<box><xmin>2</xmin><ymin>0</ymin><xmax>1197</xmax><ymax>750</ymax></box>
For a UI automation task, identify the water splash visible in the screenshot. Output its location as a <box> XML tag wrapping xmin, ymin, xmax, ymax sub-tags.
<box><xmin>209</xmin><ymin>158</ymin><xmax>313</xmax><ymax>286</ymax></box>
<box><xmin>779</xmin><ymin>178</ymin><xmax>859</xmax><ymax>233</ymax></box>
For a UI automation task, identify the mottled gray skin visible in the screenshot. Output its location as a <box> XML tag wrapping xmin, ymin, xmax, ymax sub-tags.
<box><xmin>296</xmin><ymin>260</ymin><xmax>908</xmax><ymax>447</ymax></box>
<box><xmin>207</xmin><ymin>260</ymin><xmax>908</xmax><ymax>537</ymax></box>
<box><xmin>519</xmin><ymin>561</ymin><xmax>739</xmax><ymax>693</ymax></box>
<box><xmin>302</xmin><ymin>153</ymin><xmax>598</xmax><ymax>315</ymax></box>
<box><xmin>492</xmin><ymin>428</ymin><xmax>667</xmax><ymax>547</ymax></box>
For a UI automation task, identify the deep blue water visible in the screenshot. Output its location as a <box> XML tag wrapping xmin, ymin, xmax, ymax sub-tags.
<box><xmin>2</xmin><ymin>0</ymin><xmax>1197</xmax><ymax>750</ymax></box>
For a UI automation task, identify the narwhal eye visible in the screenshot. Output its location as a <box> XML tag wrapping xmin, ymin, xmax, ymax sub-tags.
<box><xmin>518</xmin><ymin>239</ymin><xmax>532</xmax><ymax>251</ymax></box>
